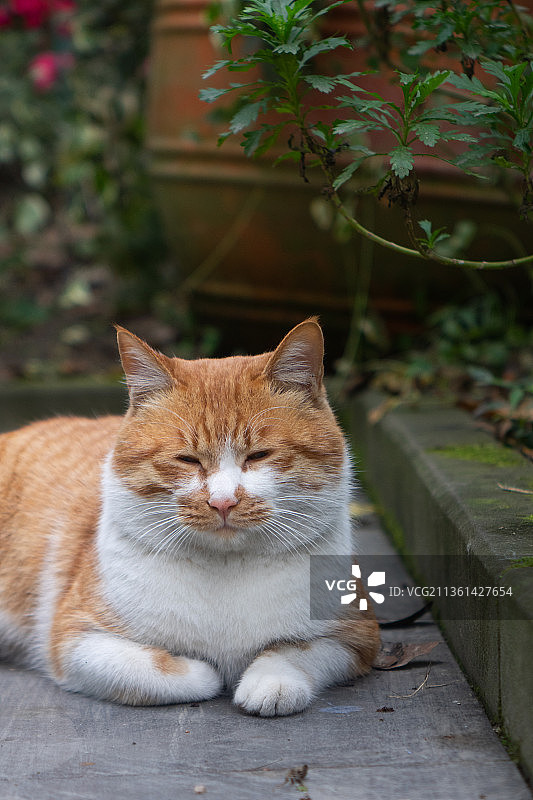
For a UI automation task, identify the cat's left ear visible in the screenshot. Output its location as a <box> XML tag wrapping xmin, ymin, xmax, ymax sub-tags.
<box><xmin>116</xmin><ymin>326</ymin><xmax>175</xmax><ymax>409</ymax></box>
<box><xmin>263</xmin><ymin>318</ymin><xmax>324</xmax><ymax>397</ymax></box>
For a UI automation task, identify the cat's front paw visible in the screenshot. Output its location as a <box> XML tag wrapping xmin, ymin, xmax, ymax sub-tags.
<box><xmin>234</xmin><ymin>659</ymin><xmax>313</xmax><ymax>717</ymax></box>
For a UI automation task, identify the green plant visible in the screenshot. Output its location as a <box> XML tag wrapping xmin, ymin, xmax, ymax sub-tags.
<box><xmin>201</xmin><ymin>0</ymin><xmax>533</xmax><ymax>270</ymax></box>
<box><xmin>363</xmin><ymin>293</ymin><xmax>533</xmax><ymax>457</ymax></box>
<box><xmin>429</xmin><ymin>293</ymin><xmax>531</xmax><ymax>370</ymax></box>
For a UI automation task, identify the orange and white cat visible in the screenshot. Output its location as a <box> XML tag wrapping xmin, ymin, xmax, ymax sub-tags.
<box><xmin>0</xmin><ymin>319</ymin><xmax>379</xmax><ymax>714</ymax></box>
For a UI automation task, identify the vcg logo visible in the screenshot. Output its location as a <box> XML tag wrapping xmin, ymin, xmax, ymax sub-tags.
<box><xmin>325</xmin><ymin>563</ymin><xmax>386</xmax><ymax>610</ymax></box>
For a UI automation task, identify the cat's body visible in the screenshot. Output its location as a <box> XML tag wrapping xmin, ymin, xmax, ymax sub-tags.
<box><xmin>0</xmin><ymin>320</ymin><xmax>379</xmax><ymax>714</ymax></box>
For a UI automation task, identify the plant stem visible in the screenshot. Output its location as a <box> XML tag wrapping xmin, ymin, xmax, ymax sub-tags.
<box><xmin>342</xmin><ymin>201</ymin><xmax>374</xmax><ymax>368</ymax></box>
<box><xmin>330</xmin><ymin>192</ymin><xmax>533</xmax><ymax>269</ymax></box>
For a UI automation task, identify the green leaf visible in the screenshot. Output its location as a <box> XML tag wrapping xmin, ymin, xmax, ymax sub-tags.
<box><xmin>413</xmin><ymin>123</ymin><xmax>441</xmax><ymax>147</ymax></box>
<box><xmin>418</xmin><ymin>219</ymin><xmax>433</xmax><ymax>238</ymax></box>
<box><xmin>229</xmin><ymin>101</ymin><xmax>264</xmax><ymax>134</ymax></box>
<box><xmin>347</xmin><ymin>144</ymin><xmax>376</xmax><ymax>156</ymax></box>
<box><xmin>407</xmin><ymin>39</ymin><xmax>435</xmax><ymax>57</ymax></box>
<box><xmin>273</xmin><ymin>42</ymin><xmax>300</xmax><ymax>55</ymax></box>
<box><xmin>299</xmin><ymin>36</ymin><xmax>350</xmax><ymax>65</ymax></box>
<box><xmin>513</xmin><ymin>127</ymin><xmax>532</xmax><ymax>152</ymax></box>
<box><xmin>254</xmin><ymin>123</ymin><xmax>286</xmax><ymax>157</ymax></box>
<box><xmin>337</xmin><ymin>94</ymin><xmax>394</xmax><ymax>123</ymax></box>
<box><xmin>217</xmin><ymin>131</ymin><xmax>232</xmax><ymax>147</ymax></box>
<box><xmin>417</xmin><ymin>219</ymin><xmax>450</xmax><ymax>249</ymax></box>
<box><xmin>242</xmin><ymin>128</ymin><xmax>265</xmax><ymax>156</ymax></box>
<box><xmin>481</xmin><ymin>60</ymin><xmax>510</xmax><ymax>86</ymax></box>
<box><xmin>433</xmin><ymin>231</ymin><xmax>451</xmax><ymax>246</ymax></box>
<box><xmin>227</xmin><ymin>60</ymin><xmax>262</xmax><ymax>72</ymax></box>
<box><xmin>202</xmin><ymin>60</ymin><xmax>231</xmax><ymax>80</ymax></box>
<box><xmin>333</xmin><ymin>120</ymin><xmax>381</xmax><ymax>136</ymax></box>
<box><xmin>440</xmin><ymin>131</ymin><xmax>477</xmax><ymax>143</ymax></box>
<box><xmin>415</xmin><ymin>71</ymin><xmax>450</xmax><ymax>104</ymax></box>
<box><xmin>273</xmin><ymin>103</ymin><xmax>296</xmax><ymax>115</ymax></box>
<box><xmin>390</xmin><ymin>146</ymin><xmax>414</xmax><ymax>178</ymax></box>
<box><xmin>492</xmin><ymin>155</ymin><xmax>515</xmax><ymax>170</ymax></box>
<box><xmin>452</xmin><ymin>100</ymin><xmax>500</xmax><ymax>122</ymax></box>
<box><xmin>199</xmin><ymin>87</ymin><xmax>232</xmax><ymax>103</ymax></box>
<box><xmin>399</xmin><ymin>72</ymin><xmax>417</xmax><ymax>87</ymax></box>
<box><xmin>310</xmin><ymin>121</ymin><xmax>337</xmax><ymax>148</ymax></box>
<box><xmin>448</xmin><ymin>73</ymin><xmax>506</xmax><ymax>104</ymax></box>
<box><xmin>332</xmin><ymin>158</ymin><xmax>366</xmax><ymax>190</ymax></box>
<box><xmin>273</xmin><ymin>151</ymin><xmax>301</xmax><ymax>166</ymax></box>
<box><xmin>303</xmin><ymin>75</ymin><xmax>336</xmax><ymax>93</ymax></box>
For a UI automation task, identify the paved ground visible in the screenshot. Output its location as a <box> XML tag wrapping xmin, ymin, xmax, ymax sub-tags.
<box><xmin>1</xmin><ymin>508</ymin><xmax>531</xmax><ymax>800</ymax></box>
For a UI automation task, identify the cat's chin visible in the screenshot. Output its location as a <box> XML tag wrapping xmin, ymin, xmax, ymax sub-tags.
<box><xmin>166</xmin><ymin>524</ymin><xmax>290</xmax><ymax>558</ymax></box>
<box><xmin>173</xmin><ymin>522</ymin><xmax>329</xmax><ymax>559</ymax></box>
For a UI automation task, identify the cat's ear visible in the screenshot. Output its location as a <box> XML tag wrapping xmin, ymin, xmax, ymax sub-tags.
<box><xmin>264</xmin><ymin>318</ymin><xmax>324</xmax><ymax>396</ymax></box>
<box><xmin>116</xmin><ymin>326</ymin><xmax>175</xmax><ymax>408</ymax></box>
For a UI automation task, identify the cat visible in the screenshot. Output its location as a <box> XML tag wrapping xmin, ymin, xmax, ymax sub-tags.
<box><xmin>0</xmin><ymin>318</ymin><xmax>380</xmax><ymax>715</ymax></box>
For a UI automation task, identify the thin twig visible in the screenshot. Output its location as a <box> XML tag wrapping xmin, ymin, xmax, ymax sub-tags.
<box><xmin>426</xmin><ymin>680</ymin><xmax>459</xmax><ymax>688</ymax></box>
<box><xmin>498</xmin><ymin>483</ymin><xmax>533</xmax><ymax>495</ymax></box>
<box><xmin>389</xmin><ymin>664</ymin><xmax>432</xmax><ymax>699</ymax></box>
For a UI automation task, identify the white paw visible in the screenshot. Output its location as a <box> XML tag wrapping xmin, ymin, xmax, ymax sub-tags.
<box><xmin>186</xmin><ymin>659</ymin><xmax>223</xmax><ymax>700</ymax></box>
<box><xmin>234</xmin><ymin>660</ymin><xmax>313</xmax><ymax>717</ymax></box>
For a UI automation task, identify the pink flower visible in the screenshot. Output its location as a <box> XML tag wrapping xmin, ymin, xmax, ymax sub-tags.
<box><xmin>51</xmin><ymin>0</ymin><xmax>74</xmax><ymax>11</ymax></box>
<box><xmin>10</xmin><ymin>0</ymin><xmax>49</xmax><ymax>28</ymax></box>
<box><xmin>8</xmin><ymin>0</ymin><xmax>75</xmax><ymax>29</ymax></box>
<box><xmin>29</xmin><ymin>51</ymin><xmax>73</xmax><ymax>91</ymax></box>
<box><xmin>29</xmin><ymin>52</ymin><xmax>58</xmax><ymax>90</ymax></box>
<box><xmin>0</xmin><ymin>6</ymin><xmax>12</xmax><ymax>26</ymax></box>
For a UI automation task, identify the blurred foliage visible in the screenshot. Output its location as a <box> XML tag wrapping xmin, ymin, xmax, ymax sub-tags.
<box><xmin>0</xmin><ymin>0</ymin><xmax>170</xmax><ymax>330</ymax></box>
<box><xmin>429</xmin><ymin>293</ymin><xmax>531</xmax><ymax>370</ymax></box>
<box><xmin>366</xmin><ymin>293</ymin><xmax>533</xmax><ymax>456</ymax></box>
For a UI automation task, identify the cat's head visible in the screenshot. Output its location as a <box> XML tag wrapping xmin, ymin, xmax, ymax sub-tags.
<box><xmin>111</xmin><ymin>319</ymin><xmax>349</xmax><ymax>554</ymax></box>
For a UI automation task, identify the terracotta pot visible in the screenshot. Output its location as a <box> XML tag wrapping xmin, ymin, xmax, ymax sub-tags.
<box><xmin>146</xmin><ymin>0</ymin><xmax>533</xmax><ymax>350</ymax></box>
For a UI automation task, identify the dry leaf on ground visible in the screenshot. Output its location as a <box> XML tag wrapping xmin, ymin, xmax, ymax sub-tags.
<box><xmin>373</xmin><ymin>641</ymin><xmax>439</xmax><ymax>670</ymax></box>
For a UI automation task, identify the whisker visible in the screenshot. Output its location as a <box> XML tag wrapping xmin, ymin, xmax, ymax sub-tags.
<box><xmin>275</xmin><ymin>507</ymin><xmax>336</xmax><ymax>525</ymax></box>
<box><xmin>258</xmin><ymin>521</ymin><xmax>305</xmax><ymax>559</ymax></box>
<box><xmin>159</xmin><ymin>407</ymin><xmax>195</xmax><ymax>437</ymax></box>
<box><xmin>247</xmin><ymin>417</ymin><xmax>290</xmax><ymax>435</ymax></box>
<box><xmin>267</xmin><ymin>516</ymin><xmax>315</xmax><ymax>547</ymax></box>
<box><xmin>244</xmin><ymin>406</ymin><xmax>299</xmax><ymax>436</ymax></box>
<box><xmin>275</xmin><ymin>495</ymin><xmax>342</xmax><ymax>506</ymax></box>
<box><xmin>142</xmin><ymin>421</ymin><xmax>191</xmax><ymax>438</ymax></box>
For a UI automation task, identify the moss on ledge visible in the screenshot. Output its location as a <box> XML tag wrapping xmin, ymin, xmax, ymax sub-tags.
<box><xmin>430</xmin><ymin>442</ymin><xmax>523</xmax><ymax>468</ymax></box>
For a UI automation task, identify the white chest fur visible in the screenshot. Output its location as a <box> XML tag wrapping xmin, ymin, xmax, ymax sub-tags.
<box><xmin>96</xmin><ymin>457</ymin><xmax>352</xmax><ymax>685</ymax></box>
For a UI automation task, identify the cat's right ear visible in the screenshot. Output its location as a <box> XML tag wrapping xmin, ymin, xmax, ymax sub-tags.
<box><xmin>116</xmin><ymin>326</ymin><xmax>175</xmax><ymax>409</ymax></box>
<box><xmin>263</xmin><ymin>318</ymin><xmax>324</xmax><ymax>399</ymax></box>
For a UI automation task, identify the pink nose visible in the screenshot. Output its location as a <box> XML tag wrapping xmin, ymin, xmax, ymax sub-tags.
<box><xmin>208</xmin><ymin>497</ymin><xmax>238</xmax><ymax>521</ymax></box>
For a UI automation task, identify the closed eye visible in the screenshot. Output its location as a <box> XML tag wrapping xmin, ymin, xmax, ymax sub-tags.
<box><xmin>246</xmin><ymin>450</ymin><xmax>271</xmax><ymax>463</ymax></box>
<box><xmin>176</xmin><ymin>455</ymin><xmax>201</xmax><ymax>465</ymax></box>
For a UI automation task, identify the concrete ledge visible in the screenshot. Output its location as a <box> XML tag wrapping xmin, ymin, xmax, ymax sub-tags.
<box><xmin>344</xmin><ymin>391</ymin><xmax>533</xmax><ymax>782</ymax></box>
<box><xmin>0</xmin><ymin>382</ymin><xmax>126</xmax><ymax>433</ymax></box>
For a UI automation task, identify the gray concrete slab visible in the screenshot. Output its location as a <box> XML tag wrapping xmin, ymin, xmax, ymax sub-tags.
<box><xmin>1</xmin><ymin>510</ymin><xmax>530</xmax><ymax>800</ymax></box>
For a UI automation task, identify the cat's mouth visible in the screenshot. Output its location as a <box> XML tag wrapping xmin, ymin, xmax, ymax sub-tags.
<box><xmin>209</xmin><ymin>514</ymin><xmax>265</xmax><ymax>536</ymax></box>
<box><xmin>178</xmin><ymin>497</ymin><xmax>272</xmax><ymax>537</ymax></box>
<box><xmin>181</xmin><ymin>510</ymin><xmax>271</xmax><ymax>539</ymax></box>
<box><xmin>213</xmin><ymin>521</ymin><xmax>239</xmax><ymax>537</ymax></box>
